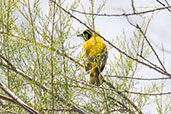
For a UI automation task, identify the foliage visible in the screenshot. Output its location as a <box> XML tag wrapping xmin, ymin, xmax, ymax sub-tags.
<box><xmin>0</xmin><ymin>0</ymin><xmax>171</xmax><ymax>113</ymax></box>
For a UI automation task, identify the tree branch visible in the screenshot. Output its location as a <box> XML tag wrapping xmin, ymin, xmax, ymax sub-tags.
<box><xmin>104</xmin><ymin>75</ymin><xmax>171</xmax><ymax>80</ymax></box>
<box><xmin>57</xmin><ymin>73</ymin><xmax>171</xmax><ymax>96</ymax></box>
<box><xmin>0</xmin><ymin>94</ymin><xmax>16</xmax><ymax>104</ymax></box>
<box><xmin>0</xmin><ymin>81</ymin><xmax>39</xmax><ymax>114</ymax></box>
<box><xmin>131</xmin><ymin>0</ymin><xmax>136</xmax><ymax>13</ymax></box>
<box><xmin>72</xmin><ymin>6</ymin><xmax>171</xmax><ymax>17</ymax></box>
<box><xmin>156</xmin><ymin>0</ymin><xmax>171</xmax><ymax>12</ymax></box>
<box><xmin>136</xmin><ymin>24</ymin><xmax>166</xmax><ymax>71</ymax></box>
<box><xmin>0</xmin><ymin>58</ymin><xmax>86</xmax><ymax>114</ymax></box>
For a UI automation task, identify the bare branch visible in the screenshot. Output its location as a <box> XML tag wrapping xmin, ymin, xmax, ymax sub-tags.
<box><xmin>150</xmin><ymin>39</ymin><xmax>171</xmax><ymax>54</ymax></box>
<box><xmin>123</xmin><ymin>90</ymin><xmax>171</xmax><ymax>96</ymax></box>
<box><xmin>136</xmin><ymin>25</ymin><xmax>166</xmax><ymax>71</ymax></box>
<box><xmin>42</xmin><ymin>108</ymin><xmax>78</xmax><ymax>112</ymax></box>
<box><xmin>126</xmin><ymin>16</ymin><xmax>170</xmax><ymax>76</ymax></box>
<box><xmin>72</xmin><ymin>6</ymin><xmax>171</xmax><ymax>17</ymax></box>
<box><xmin>0</xmin><ymin>111</ymin><xmax>19</xmax><ymax>114</ymax></box>
<box><xmin>0</xmin><ymin>54</ymin><xmax>15</xmax><ymax>68</ymax></box>
<box><xmin>104</xmin><ymin>75</ymin><xmax>171</xmax><ymax>80</ymax></box>
<box><xmin>0</xmin><ymin>94</ymin><xmax>16</xmax><ymax>104</ymax></box>
<box><xmin>156</xmin><ymin>0</ymin><xmax>171</xmax><ymax>12</ymax></box>
<box><xmin>131</xmin><ymin>0</ymin><xmax>136</xmax><ymax>13</ymax></box>
<box><xmin>56</xmin><ymin>72</ymin><xmax>171</xmax><ymax>96</ymax></box>
<box><xmin>61</xmin><ymin>73</ymin><xmax>143</xmax><ymax>113</ymax></box>
<box><xmin>0</xmin><ymin>81</ymin><xmax>39</xmax><ymax>114</ymax></box>
<box><xmin>164</xmin><ymin>0</ymin><xmax>171</xmax><ymax>6</ymax></box>
<box><xmin>50</xmin><ymin>0</ymin><xmax>56</xmax><ymax>113</ymax></box>
<box><xmin>107</xmin><ymin>96</ymin><xmax>131</xmax><ymax>112</ymax></box>
<box><xmin>103</xmin><ymin>80</ymin><xmax>143</xmax><ymax>114</ymax></box>
<box><xmin>141</xmin><ymin>13</ymin><xmax>154</xmax><ymax>56</ymax></box>
<box><xmin>137</xmin><ymin>54</ymin><xmax>164</xmax><ymax>72</ymax></box>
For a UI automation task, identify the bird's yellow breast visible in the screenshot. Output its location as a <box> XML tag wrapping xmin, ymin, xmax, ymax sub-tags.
<box><xmin>82</xmin><ymin>36</ymin><xmax>106</xmax><ymax>58</ymax></box>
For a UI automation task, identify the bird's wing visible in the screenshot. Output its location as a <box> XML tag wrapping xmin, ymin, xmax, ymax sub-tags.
<box><xmin>82</xmin><ymin>37</ymin><xmax>108</xmax><ymax>72</ymax></box>
<box><xmin>98</xmin><ymin>49</ymin><xmax>108</xmax><ymax>72</ymax></box>
<box><xmin>82</xmin><ymin>47</ymin><xmax>92</xmax><ymax>72</ymax></box>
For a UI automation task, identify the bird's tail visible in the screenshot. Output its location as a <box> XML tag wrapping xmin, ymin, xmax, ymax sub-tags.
<box><xmin>89</xmin><ymin>66</ymin><xmax>104</xmax><ymax>86</ymax></box>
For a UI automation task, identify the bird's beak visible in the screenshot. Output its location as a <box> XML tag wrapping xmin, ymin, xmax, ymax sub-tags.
<box><xmin>77</xmin><ymin>33</ymin><xmax>83</xmax><ymax>37</ymax></box>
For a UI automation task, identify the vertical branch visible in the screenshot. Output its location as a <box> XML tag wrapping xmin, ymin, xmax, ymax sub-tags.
<box><xmin>27</xmin><ymin>0</ymin><xmax>37</xmax><ymax>109</ymax></box>
<box><xmin>27</xmin><ymin>0</ymin><xmax>36</xmax><ymax>39</ymax></box>
<box><xmin>141</xmin><ymin>13</ymin><xmax>154</xmax><ymax>56</ymax></box>
<box><xmin>58</xmin><ymin>0</ymin><xmax>67</xmax><ymax>98</ymax></box>
<box><xmin>6</xmin><ymin>0</ymin><xmax>11</xmax><ymax>89</ymax></box>
<box><xmin>102</xmin><ymin>88</ymin><xmax>110</xmax><ymax>114</ymax></box>
<box><xmin>58</xmin><ymin>0</ymin><xmax>66</xmax><ymax>84</ymax></box>
<box><xmin>131</xmin><ymin>0</ymin><xmax>136</xmax><ymax>13</ymax></box>
<box><xmin>90</xmin><ymin>0</ymin><xmax>95</xmax><ymax>30</ymax></box>
<box><xmin>58</xmin><ymin>0</ymin><xmax>68</xmax><ymax>112</ymax></box>
<box><xmin>51</xmin><ymin>0</ymin><xmax>56</xmax><ymax>113</ymax></box>
<box><xmin>159</xmin><ymin>44</ymin><xmax>165</xmax><ymax>113</ymax></box>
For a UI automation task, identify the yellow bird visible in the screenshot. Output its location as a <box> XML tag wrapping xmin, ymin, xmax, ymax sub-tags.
<box><xmin>78</xmin><ymin>29</ymin><xmax>108</xmax><ymax>86</ymax></box>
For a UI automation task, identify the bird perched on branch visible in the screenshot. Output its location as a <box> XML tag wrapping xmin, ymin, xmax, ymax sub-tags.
<box><xmin>77</xmin><ymin>29</ymin><xmax>108</xmax><ymax>86</ymax></box>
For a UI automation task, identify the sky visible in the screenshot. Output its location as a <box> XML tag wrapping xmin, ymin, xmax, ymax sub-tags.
<box><xmin>19</xmin><ymin>0</ymin><xmax>171</xmax><ymax>113</ymax></box>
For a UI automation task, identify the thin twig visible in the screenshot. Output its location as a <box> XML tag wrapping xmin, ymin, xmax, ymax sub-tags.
<box><xmin>71</xmin><ymin>84</ymin><xmax>132</xmax><ymax>113</ymax></box>
<box><xmin>102</xmin><ymin>88</ymin><xmax>110</xmax><ymax>114</ymax></box>
<box><xmin>27</xmin><ymin>0</ymin><xmax>36</xmax><ymax>38</ymax></box>
<box><xmin>137</xmin><ymin>54</ymin><xmax>164</xmax><ymax>72</ymax></box>
<box><xmin>0</xmin><ymin>111</ymin><xmax>19</xmax><ymax>114</ymax></box>
<box><xmin>126</xmin><ymin>16</ymin><xmax>169</xmax><ymax>76</ymax></box>
<box><xmin>72</xmin><ymin>6</ymin><xmax>171</xmax><ymax>17</ymax></box>
<box><xmin>136</xmin><ymin>25</ymin><xmax>166</xmax><ymax>71</ymax></box>
<box><xmin>164</xmin><ymin>0</ymin><xmax>171</xmax><ymax>7</ymax></box>
<box><xmin>107</xmin><ymin>96</ymin><xmax>131</xmax><ymax>112</ymax></box>
<box><xmin>104</xmin><ymin>109</ymin><xmax>130</xmax><ymax>114</ymax></box>
<box><xmin>131</xmin><ymin>0</ymin><xmax>136</xmax><ymax>13</ymax></box>
<box><xmin>0</xmin><ymin>54</ymin><xmax>14</xmax><ymax>68</ymax></box>
<box><xmin>42</xmin><ymin>108</ymin><xmax>77</xmax><ymax>112</ymax></box>
<box><xmin>50</xmin><ymin>0</ymin><xmax>56</xmax><ymax>113</ymax></box>
<box><xmin>156</xmin><ymin>0</ymin><xmax>171</xmax><ymax>12</ymax></box>
<box><xmin>141</xmin><ymin>12</ymin><xmax>154</xmax><ymax>56</ymax></box>
<box><xmin>66</xmin><ymin>74</ymin><xmax>142</xmax><ymax>113</ymax></box>
<box><xmin>55</xmin><ymin>72</ymin><xmax>171</xmax><ymax>96</ymax></box>
<box><xmin>0</xmin><ymin>94</ymin><xmax>16</xmax><ymax>104</ymax></box>
<box><xmin>149</xmin><ymin>35</ymin><xmax>171</xmax><ymax>54</ymax></box>
<box><xmin>103</xmin><ymin>80</ymin><xmax>143</xmax><ymax>114</ymax></box>
<box><xmin>104</xmin><ymin>75</ymin><xmax>170</xmax><ymax>80</ymax></box>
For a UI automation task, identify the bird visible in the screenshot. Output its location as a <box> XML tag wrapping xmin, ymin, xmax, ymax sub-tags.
<box><xmin>77</xmin><ymin>29</ymin><xmax>108</xmax><ymax>86</ymax></box>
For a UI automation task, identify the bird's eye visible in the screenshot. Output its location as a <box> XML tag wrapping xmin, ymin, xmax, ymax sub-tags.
<box><xmin>85</xmin><ymin>34</ymin><xmax>88</xmax><ymax>39</ymax></box>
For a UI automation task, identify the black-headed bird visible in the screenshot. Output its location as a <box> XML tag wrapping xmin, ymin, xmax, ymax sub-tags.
<box><xmin>78</xmin><ymin>29</ymin><xmax>108</xmax><ymax>86</ymax></box>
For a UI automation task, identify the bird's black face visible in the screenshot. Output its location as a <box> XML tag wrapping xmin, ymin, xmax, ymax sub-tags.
<box><xmin>78</xmin><ymin>29</ymin><xmax>93</xmax><ymax>41</ymax></box>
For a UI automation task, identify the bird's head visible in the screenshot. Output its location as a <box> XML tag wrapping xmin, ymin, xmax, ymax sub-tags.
<box><xmin>77</xmin><ymin>29</ymin><xmax>99</xmax><ymax>41</ymax></box>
